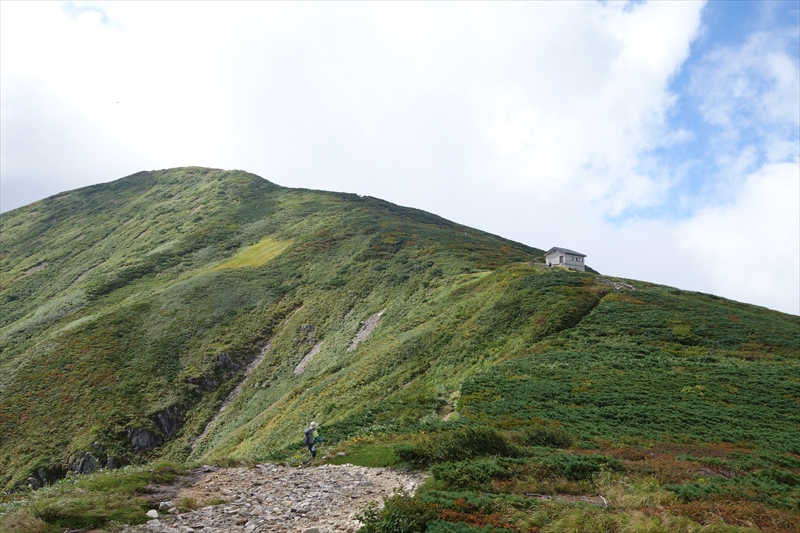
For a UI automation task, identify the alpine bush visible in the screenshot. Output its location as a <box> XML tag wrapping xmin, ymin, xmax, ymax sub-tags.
<box><xmin>542</xmin><ymin>454</ymin><xmax>622</xmax><ymax>481</ymax></box>
<box><xmin>431</xmin><ymin>459</ymin><xmax>511</xmax><ymax>490</ymax></box>
<box><xmin>520</xmin><ymin>424</ymin><xmax>573</xmax><ymax>448</ymax></box>
<box><xmin>426</xmin><ymin>521</ymin><xmax>512</xmax><ymax>533</ymax></box>
<box><xmin>395</xmin><ymin>426</ymin><xmax>515</xmax><ymax>465</ymax></box>
<box><xmin>356</xmin><ymin>490</ymin><xmax>438</xmax><ymax>533</ymax></box>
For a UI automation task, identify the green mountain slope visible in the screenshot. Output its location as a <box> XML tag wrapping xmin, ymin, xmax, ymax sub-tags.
<box><xmin>1</xmin><ymin>167</ymin><xmax>797</xmax><ymax>502</ymax></box>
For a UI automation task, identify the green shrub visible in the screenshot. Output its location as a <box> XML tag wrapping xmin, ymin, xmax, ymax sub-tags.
<box><xmin>520</xmin><ymin>425</ymin><xmax>573</xmax><ymax>448</ymax></box>
<box><xmin>426</xmin><ymin>520</ymin><xmax>511</xmax><ymax>533</ymax></box>
<box><xmin>752</xmin><ymin>467</ymin><xmax>800</xmax><ymax>487</ymax></box>
<box><xmin>420</xmin><ymin>491</ymin><xmax>533</xmax><ymax>512</ymax></box>
<box><xmin>356</xmin><ymin>490</ymin><xmax>438</xmax><ymax>533</ymax></box>
<box><xmin>542</xmin><ymin>454</ymin><xmax>622</xmax><ymax>481</ymax></box>
<box><xmin>395</xmin><ymin>426</ymin><xmax>515</xmax><ymax>465</ymax></box>
<box><xmin>665</xmin><ymin>483</ymin><xmax>722</xmax><ymax>502</ymax></box>
<box><xmin>431</xmin><ymin>459</ymin><xmax>511</xmax><ymax>490</ymax></box>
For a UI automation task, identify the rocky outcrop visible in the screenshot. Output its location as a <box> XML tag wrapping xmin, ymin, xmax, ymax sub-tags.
<box><xmin>216</xmin><ymin>352</ymin><xmax>245</xmax><ymax>379</ymax></box>
<box><xmin>191</xmin><ymin>342</ymin><xmax>272</xmax><ymax>451</ymax></box>
<box><xmin>26</xmin><ymin>464</ymin><xmax>67</xmax><ymax>489</ymax></box>
<box><xmin>128</xmin><ymin>428</ymin><xmax>164</xmax><ymax>452</ymax></box>
<box><xmin>597</xmin><ymin>277</ymin><xmax>635</xmax><ymax>290</ymax></box>
<box><xmin>347</xmin><ymin>309</ymin><xmax>385</xmax><ymax>352</ymax></box>
<box><xmin>154</xmin><ymin>405</ymin><xmax>185</xmax><ymax>440</ymax></box>
<box><xmin>69</xmin><ymin>451</ymin><xmax>98</xmax><ymax>475</ymax></box>
<box><xmin>300</xmin><ymin>324</ymin><xmax>315</xmax><ymax>343</ymax></box>
<box><xmin>294</xmin><ymin>342</ymin><xmax>323</xmax><ymax>374</ymax></box>
<box><xmin>120</xmin><ymin>463</ymin><xmax>425</xmax><ymax>533</ymax></box>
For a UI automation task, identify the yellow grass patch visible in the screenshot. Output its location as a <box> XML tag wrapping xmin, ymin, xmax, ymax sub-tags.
<box><xmin>212</xmin><ymin>237</ymin><xmax>292</xmax><ymax>270</ymax></box>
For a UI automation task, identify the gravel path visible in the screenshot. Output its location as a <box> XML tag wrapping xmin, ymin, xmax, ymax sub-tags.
<box><xmin>122</xmin><ymin>463</ymin><xmax>425</xmax><ymax>533</ymax></box>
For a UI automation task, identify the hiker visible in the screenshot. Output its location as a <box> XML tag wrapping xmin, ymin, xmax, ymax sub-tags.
<box><xmin>303</xmin><ymin>421</ymin><xmax>324</xmax><ymax>462</ymax></box>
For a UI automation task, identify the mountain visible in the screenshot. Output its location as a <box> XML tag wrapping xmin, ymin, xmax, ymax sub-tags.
<box><xmin>1</xmin><ymin>168</ymin><xmax>798</xmax><ymax>532</ymax></box>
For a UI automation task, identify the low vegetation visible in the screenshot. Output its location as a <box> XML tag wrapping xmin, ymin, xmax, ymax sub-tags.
<box><xmin>0</xmin><ymin>463</ymin><xmax>183</xmax><ymax>532</ymax></box>
<box><xmin>1</xmin><ymin>167</ymin><xmax>797</xmax><ymax>531</ymax></box>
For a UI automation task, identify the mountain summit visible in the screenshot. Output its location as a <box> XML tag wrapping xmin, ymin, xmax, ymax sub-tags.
<box><xmin>1</xmin><ymin>168</ymin><xmax>797</xmax><ymax>531</ymax></box>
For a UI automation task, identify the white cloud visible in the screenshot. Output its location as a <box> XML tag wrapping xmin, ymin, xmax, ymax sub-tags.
<box><xmin>2</xmin><ymin>1</ymin><xmax>798</xmax><ymax>314</ymax></box>
<box><xmin>675</xmin><ymin>162</ymin><xmax>799</xmax><ymax>312</ymax></box>
<box><xmin>692</xmin><ymin>30</ymin><xmax>800</xmax><ymax>147</ymax></box>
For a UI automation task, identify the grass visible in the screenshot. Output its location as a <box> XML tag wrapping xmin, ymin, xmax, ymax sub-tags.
<box><xmin>210</xmin><ymin>236</ymin><xmax>292</xmax><ymax>270</ymax></box>
<box><xmin>327</xmin><ymin>442</ymin><xmax>400</xmax><ymax>468</ymax></box>
<box><xmin>0</xmin><ymin>462</ymin><xmax>184</xmax><ymax>532</ymax></box>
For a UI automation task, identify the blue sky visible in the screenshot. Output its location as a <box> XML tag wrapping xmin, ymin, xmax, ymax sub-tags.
<box><xmin>621</xmin><ymin>0</ymin><xmax>799</xmax><ymax>222</ymax></box>
<box><xmin>1</xmin><ymin>1</ymin><xmax>798</xmax><ymax>314</ymax></box>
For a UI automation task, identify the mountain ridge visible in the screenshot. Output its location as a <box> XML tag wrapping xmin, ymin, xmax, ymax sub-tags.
<box><xmin>1</xmin><ymin>167</ymin><xmax>798</xmax><ymax>532</ymax></box>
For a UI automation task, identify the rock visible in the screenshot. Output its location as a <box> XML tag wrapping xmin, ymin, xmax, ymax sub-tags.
<box><xmin>118</xmin><ymin>464</ymin><xmax>425</xmax><ymax>533</ymax></box>
<box><xmin>80</xmin><ymin>453</ymin><xmax>97</xmax><ymax>474</ymax></box>
<box><xmin>336</xmin><ymin>452</ymin><xmax>346</xmax><ymax>457</ymax></box>
<box><xmin>154</xmin><ymin>406</ymin><xmax>185</xmax><ymax>439</ymax></box>
<box><xmin>27</xmin><ymin>464</ymin><xmax>68</xmax><ymax>488</ymax></box>
<box><xmin>301</xmin><ymin>324</ymin><xmax>315</xmax><ymax>341</ymax></box>
<box><xmin>215</xmin><ymin>352</ymin><xmax>243</xmax><ymax>373</ymax></box>
<box><xmin>146</xmin><ymin>509</ymin><xmax>159</xmax><ymax>518</ymax></box>
<box><xmin>159</xmin><ymin>500</ymin><xmax>175</xmax><ymax>511</ymax></box>
<box><xmin>128</xmin><ymin>428</ymin><xmax>164</xmax><ymax>451</ymax></box>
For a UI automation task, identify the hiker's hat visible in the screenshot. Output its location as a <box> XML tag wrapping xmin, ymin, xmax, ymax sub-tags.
<box><xmin>310</xmin><ymin>421</ymin><xmax>317</xmax><ymax>429</ymax></box>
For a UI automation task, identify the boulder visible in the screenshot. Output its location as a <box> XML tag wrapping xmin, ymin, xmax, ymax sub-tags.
<box><xmin>154</xmin><ymin>405</ymin><xmax>184</xmax><ymax>439</ymax></box>
<box><xmin>31</xmin><ymin>464</ymin><xmax>67</xmax><ymax>486</ymax></box>
<box><xmin>80</xmin><ymin>453</ymin><xmax>97</xmax><ymax>474</ymax></box>
<box><xmin>128</xmin><ymin>428</ymin><xmax>163</xmax><ymax>451</ymax></box>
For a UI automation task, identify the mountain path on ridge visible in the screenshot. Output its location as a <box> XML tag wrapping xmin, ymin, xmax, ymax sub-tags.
<box><xmin>122</xmin><ymin>463</ymin><xmax>425</xmax><ymax>533</ymax></box>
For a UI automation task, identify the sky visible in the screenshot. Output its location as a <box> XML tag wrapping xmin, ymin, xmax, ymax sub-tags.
<box><xmin>1</xmin><ymin>1</ymin><xmax>798</xmax><ymax>315</ymax></box>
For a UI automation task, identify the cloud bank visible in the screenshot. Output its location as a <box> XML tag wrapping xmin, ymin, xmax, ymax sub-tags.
<box><xmin>1</xmin><ymin>1</ymin><xmax>797</xmax><ymax>314</ymax></box>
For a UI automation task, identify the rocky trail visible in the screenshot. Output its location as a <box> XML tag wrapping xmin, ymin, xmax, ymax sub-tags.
<box><xmin>121</xmin><ymin>463</ymin><xmax>425</xmax><ymax>533</ymax></box>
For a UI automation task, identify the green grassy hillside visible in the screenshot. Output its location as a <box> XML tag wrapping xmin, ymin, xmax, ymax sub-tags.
<box><xmin>1</xmin><ymin>168</ymin><xmax>797</xmax><ymax>532</ymax></box>
<box><xmin>0</xmin><ymin>167</ymin><xmax>541</xmax><ymax>481</ymax></box>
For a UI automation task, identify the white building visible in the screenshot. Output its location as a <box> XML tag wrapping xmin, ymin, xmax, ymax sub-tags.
<box><xmin>545</xmin><ymin>247</ymin><xmax>587</xmax><ymax>272</ymax></box>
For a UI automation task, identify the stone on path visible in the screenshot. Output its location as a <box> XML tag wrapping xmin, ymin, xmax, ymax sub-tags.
<box><xmin>121</xmin><ymin>463</ymin><xmax>425</xmax><ymax>533</ymax></box>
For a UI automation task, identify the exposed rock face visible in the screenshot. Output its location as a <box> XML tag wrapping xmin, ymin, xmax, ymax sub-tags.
<box><xmin>26</xmin><ymin>464</ymin><xmax>67</xmax><ymax>489</ymax></box>
<box><xmin>596</xmin><ymin>277</ymin><xmax>635</xmax><ymax>291</ymax></box>
<box><xmin>191</xmin><ymin>342</ymin><xmax>272</xmax><ymax>451</ymax></box>
<box><xmin>154</xmin><ymin>405</ymin><xmax>185</xmax><ymax>440</ymax></box>
<box><xmin>128</xmin><ymin>428</ymin><xmax>164</xmax><ymax>451</ymax></box>
<box><xmin>69</xmin><ymin>451</ymin><xmax>98</xmax><ymax>475</ymax></box>
<box><xmin>216</xmin><ymin>352</ymin><xmax>244</xmax><ymax>380</ymax></box>
<box><xmin>347</xmin><ymin>309</ymin><xmax>385</xmax><ymax>352</ymax></box>
<box><xmin>300</xmin><ymin>324</ymin><xmax>315</xmax><ymax>343</ymax></box>
<box><xmin>121</xmin><ymin>463</ymin><xmax>424</xmax><ymax>533</ymax></box>
<box><xmin>294</xmin><ymin>342</ymin><xmax>323</xmax><ymax>374</ymax></box>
